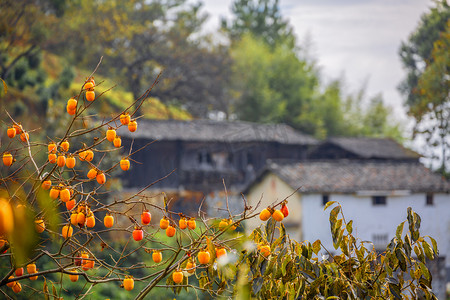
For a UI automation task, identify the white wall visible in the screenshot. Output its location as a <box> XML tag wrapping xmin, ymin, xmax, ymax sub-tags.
<box><xmin>302</xmin><ymin>193</ymin><xmax>450</xmax><ymax>268</ymax></box>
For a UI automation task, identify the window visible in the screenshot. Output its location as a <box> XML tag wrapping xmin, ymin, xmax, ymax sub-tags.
<box><xmin>322</xmin><ymin>194</ymin><xmax>329</xmax><ymax>206</ymax></box>
<box><xmin>372</xmin><ymin>196</ymin><xmax>387</xmax><ymax>205</ymax></box>
<box><xmin>426</xmin><ymin>193</ymin><xmax>434</xmax><ymax>206</ymax></box>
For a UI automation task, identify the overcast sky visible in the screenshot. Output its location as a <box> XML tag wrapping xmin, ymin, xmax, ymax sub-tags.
<box><xmin>194</xmin><ymin>0</ymin><xmax>433</xmax><ymax>123</ymax></box>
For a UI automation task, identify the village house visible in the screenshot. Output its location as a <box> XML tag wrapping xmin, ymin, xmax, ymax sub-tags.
<box><xmin>244</xmin><ymin>138</ymin><xmax>450</xmax><ymax>298</ymax></box>
<box><xmin>117</xmin><ymin>119</ymin><xmax>318</xmax><ymax>214</ymax></box>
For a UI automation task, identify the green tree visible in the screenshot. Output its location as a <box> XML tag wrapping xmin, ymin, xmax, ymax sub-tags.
<box><xmin>222</xmin><ymin>0</ymin><xmax>295</xmax><ymax>48</ymax></box>
<box><xmin>399</xmin><ymin>2</ymin><xmax>450</xmax><ymax>173</ymax></box>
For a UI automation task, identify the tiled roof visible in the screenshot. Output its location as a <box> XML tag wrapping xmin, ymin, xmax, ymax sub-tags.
<box><xmin>311</xmin><ymin>137</ymin><xmax>421</xmax><ymax>160</ymax></box>
<box><xmin>117</xmin><ymin>119</ymin><xmax>318</xmax><ymax>145</ymax></box>
<box><xmin>264</xmin><ymin>160</ymin><xmax>450</xmax><ymax>193</ymax></box>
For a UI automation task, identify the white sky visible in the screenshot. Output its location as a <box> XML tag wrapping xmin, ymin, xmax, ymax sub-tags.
<box><xmin>194</xmin><ymin>0</ymin><xmax>433</xmax><ymax>123</ymax></box>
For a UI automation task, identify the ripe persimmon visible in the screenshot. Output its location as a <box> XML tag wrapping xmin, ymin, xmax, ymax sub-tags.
<box><xmin>77</xmin><ymin>212</ymin><xmax>86</xmax><ymax>226</ymax></box>
<box><xmin>48</xmin><ymin>142</ymin><xmax>57</xmax><ymax>153</ymax></box>
<box><xmin>272</xmin><ymin>210</ymin><xmax>284</xmax><ymax>222</ymax></box>
<box><xmin>35</xmin><ymin>219</ymin><xmax>45</xmax><ymax>233</ymax></box>
<box><xmin>62</xmin><ymin>225</ymin><xmax>73</xmax><ymax>238</ymax></box>
<box><xmin>259</xmin><ymin>208</ymin><xmax>271</xmax><ymax>221</ymax></box>
<box><xmin>219</xmin><ymin>219</ymin><xmax>229</xmax><ymax>230</ymax></box>
<box><xmin>260</xmin><ymin>245</ymin><xmax>271</xmax><ymax>257</ymax></box>
<box><xmin>104</xmin><ymin>214</ymin><xmax>114</xmax><ymax>228</ymax></box>
<box><xmin>86</xmin><ymin>90</ymin><xmax>95</xmax><ymax>101</ymax></box>
<box><xmin>159</xmin><ymin>217</ymin><xmax>169</xmax><ymax>229</ymax></box>
<box><xmin>120</xmin><ymin>158</ymin><xmax>130</xmax><ymax>171</ymax></box>
<box><xmin>128</xmin><ymin>120</ymin><xmax>137</xmax><ymax>132</ymax></box>
<box><xmin>49</xmin><ymin>187</ymin><xmax>59</xmax><ymax>199</ymax></box>
<box><xmin>67</xmin><ymin>98</ymin><xmax>77</xmax><ymax>110</ymax></box>
<box><xmin>41</xmin><ymin>180</ymin><xmax>51</xmax><ymax>190</ymax></box>
<box><xmin>86</xmin><ymin>214</ymin><xmax>95</xmax><ymax>228</ymax></box>
<box><xmin>281</xmin><ymin>203</ymin><xmax>289</xmax><ymax>217</ymax></box>
<box><xmin>141</xmin><ymin>210</ymin><xmax>151</xmax><ymax>225</ymax></box>
<box><xmin>113</xmin><ymin>136</ymin><xmax>122</xmax><ymax>148</ymax></box>
<box><xmin>69</xmin><ymin>274</ymin><xmax>79</xmax><ymax>282</ymax></box>
<box><xmin>70</xmin><ymin>212</ymin><xmax>78</xmax><ymax>226</ymax></box>
<box><xmin>13</xmin><ymin>123</ymin><xmax>22</xmax><ymax>134</ymax></box>
<box><xmin>96</xmin><ymin>172</ymin><xmax>106</xmax><ymax>184</ymax></box>
<box><xmin>179</xmin><ymin>217</ymin><xmax>187</xmax><ymax>229</ymax></box>
<box><xmin>6</xmin><ymin>276</ymin><xmax>15</xmax><ymax>287</ymax></box>
<box><xmin>166</xmin><ymin>225</ymin><xmax>176</xmax><ymax>237</ymax></box>
<box><xmin>57</xmin><ymin>155</ymin><xmax>66</xmax><ymax>168</ymax></box>
<box><xmin>66</xmin><ymin>199</ymin><xmax>76</xmax><ymax>211</ymax></box>
<box><xmin>87</xmin><ymin>168</ymin><xmax>97</xmax><ymax>180</ymax></box>
<box><xmin>12</xmin><ymin>282</ymin><xmax>22</xmax><ymax>293</ymax></box>
<box><xmin>65</xmin><ymin>156</ymin><xmax>76</xmax><ymax>168</ymax></box>
<box><xmin>198</xmin><ymin>250</ymin><xmax>210</xmax><ymax>264</ymax></box>
<box><xmin>106</xmin><ymin>128</ymin><xmax>116</xmax><ymax>142</ymax></box>
<box><xmin>133</xmin><ymin>227</ymin><xmax>143</xmax><ymax>241</ymax></box>
<box><xmin>216</xmin><ymin>247</ymin><xmax>227</xmax><ymax>259</ymax></box>
<box><xmin>48</xmin><ymin>153</ymin><xmax>57</xmax><ymax>164</ymax></box>
<box><xmin>20</xmin><ymin>132</ymin><xmax>29</xmax><ymax>142</ymax></box>
<box><xmin>123</xmin><ymin>276</ymin><xmax>134</xmax><ymax>291</ymax></box>
<box><xmin>61</xmin><ymin>140</ymin><xmax>70</xmax><ymax>152</ymax></box>
<box><xmin>27</xmin><ymin>263</ymin><xmax>37</xmax><ymax>274</ymax></box>
<box><xmin>172</xmin><ymin>270</ymin><xmax>183</xmax><ymax>284</ymax></box>
<box><xmin>187</xmin><ymin>218</ymin><xmax>196</xmax><ymax>230</ymax></box>
<box><xmin>3</xmin><ymin>153</ymin><xmax>13</xmax><ymax>166</ymax></box>
<box><xmin>152</xmin><ymin>251</ymin><xmax>162</xmax><ymax>263</ymax></box>
<box><xmin>60</xmin><ymin>188</ymin><xmax>71</xmax><ymax>202</ymax></box>
<box><xmin>7</xmin><ymin>127</ymin><xmax>16</xmax><ymax>138</ymax></box>
<box><xmin>15</xmin><ymin>268</ymin><xmax>23</xmax><ymax>276</ymax></box>
<box><xmin>186</xmin><ymin>259</ymin><xmax>196</xmax><ymax>274</ymax></box>
<box><xmin>84</xmin><ymin>149</ymin><xmax>94</xmax><ymax>162</ymax></box>
<box><xmin>120</xmin><ymin>113</ymin><xmax>130</xmax><ymax>125</ymax></box>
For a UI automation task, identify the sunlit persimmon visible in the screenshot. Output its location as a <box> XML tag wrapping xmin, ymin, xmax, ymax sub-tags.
<box><xmin>96</xmin><ymin>172</ymin><xmax>106</xmax><ymax>184</ymax></box>
<box><xmin>66</xmin><ymin>199</ymin><xmax>76</xmax><ymax>211</ymax></box>
<box><xmin>166</xmin><ymin>225</ymin><xmax>176</xmax><ymax>237</ymax></box>
<box><xmin>83</xmin><ymin>257</ymin><xmax>95</xmax><ymax>270</ymax></box>
<box><xmin>152</xmin><ymin>251</ymin><xmax>162</xmax><ymax>263</ymax></box>
<box><xmin>120</xmin><ymin>113</ymin><xmax>131</xmax><ymax>125</ymax></box>
<box><xmin>70</xmin><ymin>212</ymin><xmax>78</xmax><ymax>226</ymax></box>
<box><xmin>281</xmin><ymin>203</ymin><xmax>289</xmax><ymax>217</ymax></box>
<box><xmin>66</xmin><ymin>156</ymin><xmax>76</xmax><ymax>168</ymax></box>
<box><xmin>20</xmin><ymin>132</ymin><xmax>29</xmax><ymax>142</ymax></box>
<box><xmin>49</xmin><ymin>187</ymin><xmax>59</xmax><ymax>200</ymax></box>
<box><xmin>259</xmin><ymin>208</ymin><xmax>271</xmax><ymax>221</ymax></box>
<box><xmin>84</xmin><ymin>80</ymin><xmax>94</xmax><ymax>90</ymax></box>
<box><xmin>186</xmin><ymin>259</ymin><xmax>196</xmax><ymax>274</ymax></box>
<box><xmin>87</xmin><ymin>168</ymin><xmax>97</xmax><ymax>179</ymax></box>
<box><xmin>7</xmin><ymin>127</ymin><xmax>16</xmax><ymax>138</ymax></box>
<box><xmin>57</xmin><ymin>155</ymin><xmax>66</xmax><ymax>167</ymax></box>
<box><xmin>123</xmin><ymin>276</ymin><xmax>134</xmax><ymax>291</ymax></box>
<box><xmin>159</xmin><ymin>217</ymin><xmax>169</xmax><ymax>229</ymax></box>
<box><xmin>141</xmin><ymin>210</ymin><xmax>151</xmax><ymax>225</ymax></box>
<box><xmin>62</xmin><ymin>225</ymin><xmax>73</xmax><ymax>238</ymax></box>
<box><xmin>15</xmin><ymin>267</ymin><xmax>23</xmax><ymax>276</ymax></box>
<box><xmin>86</xmin><ymin>90</ymin><xmax>95</xmax><ymax>101</ymax></box>
<box><xmin>84</xmin><ymin>149</ymin><xmax>94</xmax><ymax>161</ymax></box>
<box><xmin>128</xmin><ymin>120</ymin><xmax>137</xmax><ymax>132</ymax></box>
<box><xmin>219</xmin><ymin>219</ymin><xmax>229</xmax><ymax>230</ymax></box>
<box><xmin>187</xmin><ymin>218</ymin><xmax>196</xmax><ymax>230</ymax></box>
<box><xmin>179</xmin><ymin>217</ymin><xmax>187</xmax><ymax>229</ymax></box>
<box><xmin>272</xmin><ymin>210</ymin><xmax>284</xmax><ymax>222</ymax></box>
<box><xmin>48</xmin><ymin>142</ymin><xmax>57</xmax><ymax>153</ymax></box>
<box><xmin>27</xmin><ymin>263</ymin><xmax>37</xmax><ymax>274</ymax></box>
<box><xmin>48</xmin><ymin>153</ymin><xmax>57</xmax><ymax>164</ymax></box>
<box><xmin>86</xmin><ymin>214</ymin><xmax>95</xmax><ymax>228</ymax></box>
<box><xmin>12</xmin><ymin>282</ymin><xmax>22</xmax><ymax>293</ymax></box>
<box><xmin>61</xmin><ymin>140</ymin><xmax>70</xmax><ymax>152</ymax></box>
<box><xmin>41</xmin><ymin>180</ymin><xmax>51</xmax><ymax>190</ymax></box>
<box><xmin>67</xmin><ymin>97</ymin><xmax>77</xmax><ymax>109</ymax></box>
<box><xmin>113</xmin><ymin>136</ymin><xmax>122</xmax><ymax>148</ymax></box>
<box><xmin>35</xmin><ymin>219</ymin><xmax>45</xmax><ymax>233</ymax></box>
<box><xmin>104</xmin><ymin>214</ymin><xmax>114</xmax><ymax>228</ymax></box>
<box><xmin>172</xmin><ymin>270</ymin><xmax>183</xmax><ymax>284</ymax></box>
<box><xmin>260</xmin><ymin>245</ymin><xmax>271</xmax><ymax>257</ymax></box>
<box><xmin>198</xmin><ymin>250</ymin><xmax>210</xmax><ymax>264</ymax></box>
<box><xmin>106</xmin><ymin>128</ymin><xmax>116</xmax><ymax>142</ymax></box>
<box><xmin>69</xmin><ymin>274</ymin><xmax>79</xmax><ymax>282</ymax></box>
<box><xmin>120</xmin><ymin>158</ymin><xmax>130</xmax><ymax>171</ymax></box>
<box><xmin>13</xmin><ymin>123</ymin><xmax>22</xmax><ymax>134</ymax></box>
<box><xmin>3</xmin><ymin>152</ymin><xmax>13</xmax><ymax>166</ymax></box>
<box><xmin>6</xmin><ymin>276</ymin><xmax>14</xmax><ymax>287</ymax></box>
<box><xmin>77</xmin><ymin>212</ymin><xmax>86</xmax><ymax>226</ymax></box>
<box><xmin>60</xmin><ymin>188</ymin><xmax>71</xmax><ymax>202</ymax></box>
<box><xmin>133</xmin><ymin>228</ymin><xmax>143</xmax><ymax>241</ymax></box>
<box><xmin>216</xmin><ymin>247</ymin><xmax>227</xmax><ymax>259</ymax></box>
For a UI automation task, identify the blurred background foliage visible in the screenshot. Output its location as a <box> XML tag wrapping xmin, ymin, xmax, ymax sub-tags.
<box><xmin>1</xmin><ymin>0</ymin><xmax>407</xmax><ymax>142</ymax></box>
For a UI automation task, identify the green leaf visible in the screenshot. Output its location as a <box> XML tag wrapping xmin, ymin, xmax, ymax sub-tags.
<box><xmin>388</xmin><ymin>282</ymin><xmax>402</xmax><ymax>300</ymax></box>
<box><xmin>414</xmin><ymin>245</ymin><xmax>425</xmax><ymax>263</ymax></box>
<box><xmin>422</xmin><ymin>241</ymin><xmax>434</xmax><ymax>260</ymax></box>
<box><xmin>265</xmin><ymin>218</ymin><xmax>276</xmax><ymax>239</ymax></box>
<box><xmin>312</xmin><ymin>240</ymin><xmax>321</xmax><ymax>255</ymax></box>
<box><xmin>252</xmin><ymin>276</ymin><xmax>264</xmax><ymax>294</ymax></box>
<box><xmin>428</xmin><ymin>236</ymin><xmax>439</xmax><ymax>255</ymax></box>
<box><xmin>329</xmin><ymin>206</ymin><xmax>340</xmax><ymax>223</ymax></box>
<box><xmin>395</xmin><ymin>248</ymin><xmax>407</xmax><ymax>272</ymax></box>
<box><xmin>396</xmin><ymin>221</ymin><xmax>405</xmax><ymax>239</ymax></box>
<box><xmin>403</xmin><ymin>234</ymin><xmax>412</xmax><ymax>257</ymax></box>
<box><xmin>418</xmin><ymin>261</ymin><xmax>431</xmax><ymax>281</ymax></box>
<box><xmin>323</xmin><ymin>201</ymin><xmax>336</xmax><ymax>211</ymax></box>
<box><xmin>346</xmin><ymin>220</ymin><xmax>353</xmax><ymax>234</ymax></box>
